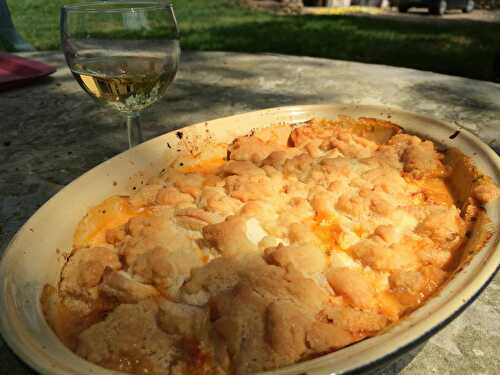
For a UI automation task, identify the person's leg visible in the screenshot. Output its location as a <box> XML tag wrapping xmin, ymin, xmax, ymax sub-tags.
<box><xmin>0</xmin><ymin>0</ymin><xmax>34</xmax><ymax>51</ymax></box>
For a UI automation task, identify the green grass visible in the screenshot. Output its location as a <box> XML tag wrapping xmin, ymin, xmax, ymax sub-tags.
<box><xmin>4</xmin><ymin>0</ymin><xmax>500</xmax><ymax>81</ymax></box>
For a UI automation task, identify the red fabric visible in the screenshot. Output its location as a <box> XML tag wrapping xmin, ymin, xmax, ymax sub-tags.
<box><xmin>0</xmin><ymin>53</ymin><xmax>56</xmax><ymax>90</ymax></box>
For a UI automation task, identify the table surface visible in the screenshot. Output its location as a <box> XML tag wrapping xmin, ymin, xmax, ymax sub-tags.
<box><xmin>0</xmin><ymin>51</ymin><xmax>499</xmax><ymax>375</ymax></box>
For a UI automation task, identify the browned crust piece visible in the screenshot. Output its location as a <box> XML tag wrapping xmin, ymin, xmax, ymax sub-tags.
<box><xmin>444</xmin><ymin>147</ymin><xmax>497</xmax><ymax>271</ymax></box>
<box><xmin>344</xmin><ymin>116</ymin><xmax>403</xmax><ymax>145</ymax></box>
<box><xmin>289</xmin><ymin>116</ymin><xmax>402</xmax><ymax>146</ymax></box>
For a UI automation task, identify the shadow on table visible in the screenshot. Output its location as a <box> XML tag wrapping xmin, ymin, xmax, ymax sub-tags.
<box><xmin>367</xmin><ymin>344</ymin><xmax>424</xmax><ymax>375</ymax></box>
<box><xmin>406</xmin><ymin>79</ymin><xmax>500</xmax><ymax>153</ymax></box>
<box><xmin>410</xmin><ymin>80</ymin><xmax>500</xmax><ymax>113</ymax></box>
<box><xmin>0</xmin><ymin>338</ymin><xmax>34</xmax><ymax>375</ymax></box>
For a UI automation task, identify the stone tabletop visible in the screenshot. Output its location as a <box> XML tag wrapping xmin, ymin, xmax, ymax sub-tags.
<box><xmin>0</xmin><ymin>51</ymin><xmax>499</xmax><ymax>374</ymax></box>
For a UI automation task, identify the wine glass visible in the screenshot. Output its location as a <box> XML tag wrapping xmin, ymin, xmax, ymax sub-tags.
<box><xmin>60</xmin><ymin>1</ymin><xmax>180</xmax><ymax>148</ymax></box>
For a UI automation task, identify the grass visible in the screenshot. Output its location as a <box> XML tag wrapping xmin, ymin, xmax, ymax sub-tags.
<box><xmin>4</xmin><ymin>0</ymin><xmax>500</xmax><ymax>81</ymax></box>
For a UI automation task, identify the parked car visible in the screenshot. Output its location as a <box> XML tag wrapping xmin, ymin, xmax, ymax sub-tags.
<box><xmin>397</xmin><ymin>0</ymin><xmax>474</xmax><ymax>15</ymax></box>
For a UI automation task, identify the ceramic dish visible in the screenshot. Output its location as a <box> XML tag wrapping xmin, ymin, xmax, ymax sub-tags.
<box><xmin>0</xmin><ymin>104</ymin><xmax>498</xmax><ymax>375</ymax></box>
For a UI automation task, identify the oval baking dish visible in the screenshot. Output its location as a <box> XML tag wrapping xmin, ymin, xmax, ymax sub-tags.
<box><xmin>0</xmin><ymin>104</ymin><xmax>498</xmax><ymax>375</ymax></box>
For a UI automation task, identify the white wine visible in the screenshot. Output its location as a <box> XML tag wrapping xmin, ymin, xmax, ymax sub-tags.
<box><xmin>71</xmin><ymin>56</ymin><xmax>177</xmax><ymax>113</ymax></box>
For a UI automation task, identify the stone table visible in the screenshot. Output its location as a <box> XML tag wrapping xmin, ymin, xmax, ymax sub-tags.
<box><xmin>1</xmin><ymin>51</ymin><xmax>499</xmax><ymax>374</ymax></box>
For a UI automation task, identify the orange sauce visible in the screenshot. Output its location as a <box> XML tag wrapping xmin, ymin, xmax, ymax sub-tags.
<box><xmin>73</xmin><ymin>195</ymin><xmax>144</xmax><ymax>248</ymax></box>
<box><xmin>415</xmin><ymin>177</ymin><xmax>455</xmax><ymax>206</ymax></box>
<box><xmin>378</xmin><ymin>292</ymin><xmax>403</xmax><ymax>321</ymax></box>
<box><xmin>183</xmin><ymin>338</ymin><xmax>213</xmax><ymax>375</ymax></box>
<box><xmin>353</xmin><ymin>225</ymin><xmax>365</xmax><ymax>238</ymax></box>
<box><xmin>177</xmin><ymin>157</ymin><xmax>225</xmax><ymax>174</ymax></box>
<box><xmin>312</xmin><ymin>215</ymin><xmax>342</xmax><ymax>253</ymax></box>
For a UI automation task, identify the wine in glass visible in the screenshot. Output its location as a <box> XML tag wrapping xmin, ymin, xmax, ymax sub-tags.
<box><xmin>61</xmin><ymin>1</ymin><xmax>180</xmax><ymax>148</ymax></box>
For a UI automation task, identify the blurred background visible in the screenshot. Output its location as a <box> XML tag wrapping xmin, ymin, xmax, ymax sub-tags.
<box><xmin>1</xmin><ymin>0</ymin><xmax>499</xmax><ymax>82</ymax></box>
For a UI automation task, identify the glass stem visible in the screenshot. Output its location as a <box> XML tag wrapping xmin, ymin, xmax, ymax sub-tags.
<box><xmin>126</xmin><ymin>112</ymin><xmax>143</xmax><ymax>148</ymax></box>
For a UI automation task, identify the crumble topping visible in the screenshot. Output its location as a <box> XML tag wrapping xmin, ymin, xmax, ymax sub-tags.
<box><xmin>44</xmin><ymin>117</ymin><xmax>498</xmax><ymax>374</ymax></box>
